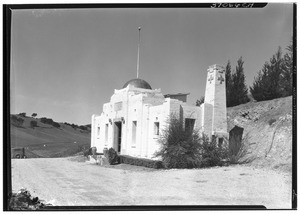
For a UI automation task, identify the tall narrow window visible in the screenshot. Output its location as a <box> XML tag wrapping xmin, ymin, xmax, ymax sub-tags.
<box><xmin>105</xmin><ymin>124</ymin><xmax>109</xmax><ymax>142</ymax></box>
<box><xmin>132</xmin><ymin>121</ymin><xmax>137</xmax><ymax>146</ymax></box>
<box><xmin>154</xmin><ymin>122</ymin><xmax>160</xmax><ymax>135</ymax></box>
<box><xmin>97</xmin><ymin>127</ymin><xmax>100</xmax><ymax>136</ymax></box>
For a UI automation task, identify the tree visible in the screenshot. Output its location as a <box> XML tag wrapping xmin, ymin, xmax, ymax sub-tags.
<box><xmin>250</xmin><ymin>62</ymin><xmax>270</xmax><ymax>101</ymax></box>
<box><xmin>31</xmin><ymin>113</ymin><xmax>37</xmax><ymax>118</ymax></box>
<box><xmin>18</xmin><ymin>112</ymin><xmax>26</xmax><ymax>117</ymax></box>
<box><xmin>225</xmin><ymin>60</ymin><xmax>234</xmax><ymax>107</ymax></box>
<box><xmin>225</xmin><ymin>58</ymin><xmax>249</xmax><ymax>107</ymax></box>
<box><xmin>230</xmin><ymin>57</ymin><xmax>250</xmax><ymax>106</ymax></box>
<box><xmin>280</xmin><ymin>41</ymin><xmax>293</xmax><ymax>97</ymax></box>
<box><xmin>250</xmin><ymin>47</ymin><xmax>285</xmax><ymax>101</ymax></box>
<box><xmin>195</xmin><ymin>96</ymin><xmax>205</xmax><ymax>106</ymax></box>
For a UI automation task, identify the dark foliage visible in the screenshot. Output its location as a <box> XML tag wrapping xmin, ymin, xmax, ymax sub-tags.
<box><xmin>195</xmin><ymin>96</ymin><xmax>205</xmax><ymax>106</ymax></box>
<box><xmin>79</xmin><ymin>125</ymin><xmax>88</xmax><ymax>131</ymax></box>
<box><xmin>30</xmin><ymin>120</ymin><xmax>38</xmax><ymax>129</ymax></box>
<box><xmin>154</xmin><ymin>114</ymin><xmax>203</xmax><ymax>169</ymax></box>
<box><xmin>199</xmin><ymin>135</ymin><xmax>229</xmax><ymax>167</ymax></box>
<box><xmin>31</xmin><ymin>113</ymin><xmax>37</xmax><ymax>118</ymax></box>
<box><xmin>18</xmin><ymin>112</ymin><xmax>26</xmax><ymax>117</ymax></box>
<box><xmin>154</xmin><ymin>114</ymin><xmax>229</xmax><ymax>169</ymax></box>
<box><xmin>104</xmin><ymin>147</ymin><xmax>119</xmax><ymax>165</ymax></box>
<box><xmin>9</xmin><ymin>189</ymin><xmax>52</xmax><ymax>210</ymax></box>
<box><xmin>226</xmin><ymin>57</ymin><xmax>250</xmax><ymax>107</ymax></box>
<box><xmin>64</xmin><ymin>122</ymin><xmax>82</xmax><ymax>130</ymax></box>
<box><xmin>281</xmin><ymin>42</ymin><xmax>293</xmax><ymax>97</ymax></box>
<box><xmin>11</xmin><ymin>115</ymin><xmax>24</xmax><ymax>127</ymax></box>
<box><xmin>119</xmin><ymin>155</ymin><xmax>164</xmax><ymax>169</ymax></box>
<box><xmin>40</xmin><ymin>117</ymin><xmax>60</xmax><ymax>128</ymax></box>
<box><xmin>250</xmin><ymin>44</ymin><xmax>293</xmax><ymax>101</ymax></box>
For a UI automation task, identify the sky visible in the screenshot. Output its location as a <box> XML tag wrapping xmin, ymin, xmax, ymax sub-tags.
<box><xmin>10</xmin><ymin>3</ymin><xmax>293</xmax><ymax>125</ymax></box>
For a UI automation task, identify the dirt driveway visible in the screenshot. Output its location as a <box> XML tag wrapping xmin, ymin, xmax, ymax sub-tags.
<box><xmin>11</xmin><ymin>157</ymin><xmax>291</xmax><ymax>208</ymax></box>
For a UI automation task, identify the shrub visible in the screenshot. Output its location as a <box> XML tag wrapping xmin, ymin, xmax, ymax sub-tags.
<box><xmin>18</xmin><ymin>112</ymin><xmax>26</xmax><ymax>117</ymax></box>
<box><xmin>30</xmin><ymin>120</ymin><xmax>38</xmax><ymax>129</ymax></box>
<box><xmin>119</xmin><ymin>155</ymin><xmax>164</xmax><ymax>169</ymax></box>
<box><xmin>40</xmin><ymin>117</ymin><xmax>60</xmax><ymax>128</ymax></box>
<box><xmin>154</xmin><ymin>114</ymin><xmax>229</xmax><ymax>169</ymax></box>
<box><xmin>11</xmin><ymin>115</ymin><xmax>24</xmax><ymax>127</ymax></box>
<box><xmin>52</xmin><ymin>122</ymin><xmax>60</xmax><ymax>128</ymax></box>
<box><xmin>79</xmin><ymin>125</ymin><xmax>87</xmax><ymax>131</ymax></box>
<box><xmin>40</xmin><ymin>117</ymin><xmax>53</xmax><ymax>125</ymax></box>
<box><xmin>154</xmin><ymin>114</ymin><xmax>202</xmax><ymax>169</ymax></box>
<box><xmin>9</xmin><ymin>189</ymin><xmax>51</xmax><ymax>210</ymax></box>
<box><xmin>104</xmin><ymin>148</ymin><xmax>119</xmax><ymax>165</ymax></box>
<box><xmin>199</xmin><ymin>135</ymin><xmax>229</xmax><ymax>167</ymax></box>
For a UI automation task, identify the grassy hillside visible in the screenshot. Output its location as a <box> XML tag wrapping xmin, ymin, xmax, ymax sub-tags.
<box><xmin>227</xmin><ymin>96</ymin><xmax>293</xmax><ymax>173</ymax></box>
<box><xmin>10</xmin><ymin>115</ymin><xmax>91</xmax><ymax>158</ymax></box>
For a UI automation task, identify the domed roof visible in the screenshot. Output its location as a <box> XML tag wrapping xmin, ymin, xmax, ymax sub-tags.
<box><xmin>123</xmin><ymin>78</ymin><xmax>152</xmax><ymax>89</ymax></box>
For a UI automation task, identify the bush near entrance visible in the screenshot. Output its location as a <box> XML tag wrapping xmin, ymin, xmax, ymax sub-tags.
<box><xmin>155</xmin><ymin>114</ymin><xmax>229</xmax><ymax>169</ymax></box>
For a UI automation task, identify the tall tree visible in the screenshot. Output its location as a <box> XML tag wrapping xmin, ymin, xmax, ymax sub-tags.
<box><xmin>229</xmin><ymin>57</ymin><xmax>249</xmax><ymax>107</ymax></box>
<box><xmin>280</xmin><ymin>41</ymin><xmax>293</xmax><ymax>96</ymax></box>
<box><xmin>250</xmin><ymin>47</ymin><xmax>285</xmax><ymax>101</ymax></box>
<box><xmin>225</xmin><ymin>60</ymin><xmax>234</xmax><ymax>107</ymax></box>
<box><xmin>250</xmin><ymin>62</ymin><xmax>270</xmax><ymax>101</ymax></box>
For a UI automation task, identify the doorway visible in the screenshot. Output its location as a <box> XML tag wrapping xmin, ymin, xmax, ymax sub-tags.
<box><xmin>114</xmin><ymin>121</ymin><xmax>122</xmax><ymax>153</ymax></box>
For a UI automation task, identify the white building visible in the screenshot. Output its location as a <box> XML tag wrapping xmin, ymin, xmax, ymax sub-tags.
<box><xmin>91</xmin><ymin>64</ymin><xmax>228</xmax><ymax>159</ymax></box>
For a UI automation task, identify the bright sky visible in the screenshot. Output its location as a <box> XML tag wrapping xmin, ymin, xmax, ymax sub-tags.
<box><xmin>10</xmin><ymin>3</ymin><xmax>293</xmax><ymax>125</ymax></box>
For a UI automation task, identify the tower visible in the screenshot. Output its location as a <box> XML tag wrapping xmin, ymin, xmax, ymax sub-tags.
<box><xmin>202</xmin><ymin>64</ymin><xmax>228</xmax><ymax>146</ymax></box>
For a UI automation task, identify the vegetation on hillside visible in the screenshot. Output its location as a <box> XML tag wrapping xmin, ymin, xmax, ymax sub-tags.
<box><xmin>11</xmin><ymin>115</ymin><xmax>24</xmax><ymax>127</ymax></box>
<box><xmin>40</xmin><ymin>117</ymin><xmax>61</xmax><ymax>128</ymax></box>
<box><xmin>250</xmin><ymin>42</ymin><xmax>294</xmax><ymax>101</ymax></box>
<box><xmin>10</xmin><ymin>113</ymin><xmax>91</xmax><ymax>158</ymax></box>
<box><xmin>225</xmin><ymin>57</ymin><xmax>250</xmax><ymax>107</ymax></box>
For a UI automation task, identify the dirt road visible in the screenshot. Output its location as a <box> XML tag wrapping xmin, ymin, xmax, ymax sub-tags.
<box><xmin>11</xmin><ymin>158</ymin><xmax>292</xmax><ymax>208</ymax></box>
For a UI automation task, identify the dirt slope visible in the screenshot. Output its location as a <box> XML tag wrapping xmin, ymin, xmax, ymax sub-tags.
<box><xmin>10</xmin><ymin>115</ymin><xmax>91</xmax><ymax>158</ymax></box>
<box><xmin>227</xmin><ymin>96</ymin><xmax>293</xmax><ymax>173</ymax></box>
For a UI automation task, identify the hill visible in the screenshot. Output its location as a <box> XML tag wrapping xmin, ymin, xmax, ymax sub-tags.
<box><xmin>227</xmin><ymin>96</ymin><xmax>293</xmax><ymax>173</ymax></box>
<box><xmin>10</xmin><ymin>115</ymin><xmax>91</xmax><ymax>158</ymax></box>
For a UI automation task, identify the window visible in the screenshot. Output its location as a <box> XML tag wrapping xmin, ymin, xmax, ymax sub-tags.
<box><xmin>154</xmin><ymin>122</ymin><xmax>160</xmax><ymax>135</ymax></box>
<box><xmin>97</xmin><ymin>127</ymin><xmax>100</xmax><ymax>136</ymax></box>
<box><xmin>105</xmin><ymin>124</ymin><xmax>109</xmax><ymax>142</ymax></box>
<box><xmin>185</xmin><ymin>118</ymin><xmax>195</xmax><ymax>133</ymax></box>
<box><xmin>132</xmin><ymin>121</ymin><xmax>137</xmax><ymax>146</ymax></box>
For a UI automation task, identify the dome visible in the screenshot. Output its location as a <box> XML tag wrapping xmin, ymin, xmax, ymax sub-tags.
<box><xmin>123</xmin><ymin>78</ymin><xmax>152</xmax><ymax>89</ymax></box>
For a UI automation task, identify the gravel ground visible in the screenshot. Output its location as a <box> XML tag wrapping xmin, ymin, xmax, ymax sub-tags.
<box><xmin>11</xmin><ymin>157</ymin><xmax>292</xmax><ymax>208</ymax></box>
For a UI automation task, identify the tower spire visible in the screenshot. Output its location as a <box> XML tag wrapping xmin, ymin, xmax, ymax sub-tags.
<box><xmin>136</xmin><ymin>26</ymin><xmax>141</xmax><ymax>79</ymax></box>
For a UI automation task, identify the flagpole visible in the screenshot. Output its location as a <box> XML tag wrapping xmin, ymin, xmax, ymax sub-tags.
<box><xmin>137</xmin><ymin>26</ymin><xmax>141</xmax><ymax>79</ymax></box>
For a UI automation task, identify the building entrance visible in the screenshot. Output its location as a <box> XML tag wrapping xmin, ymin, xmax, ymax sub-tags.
<box><xmin>114</xmin><ymin>121</ymin><xmax>122</xmax><ymax>153</ymax></box>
